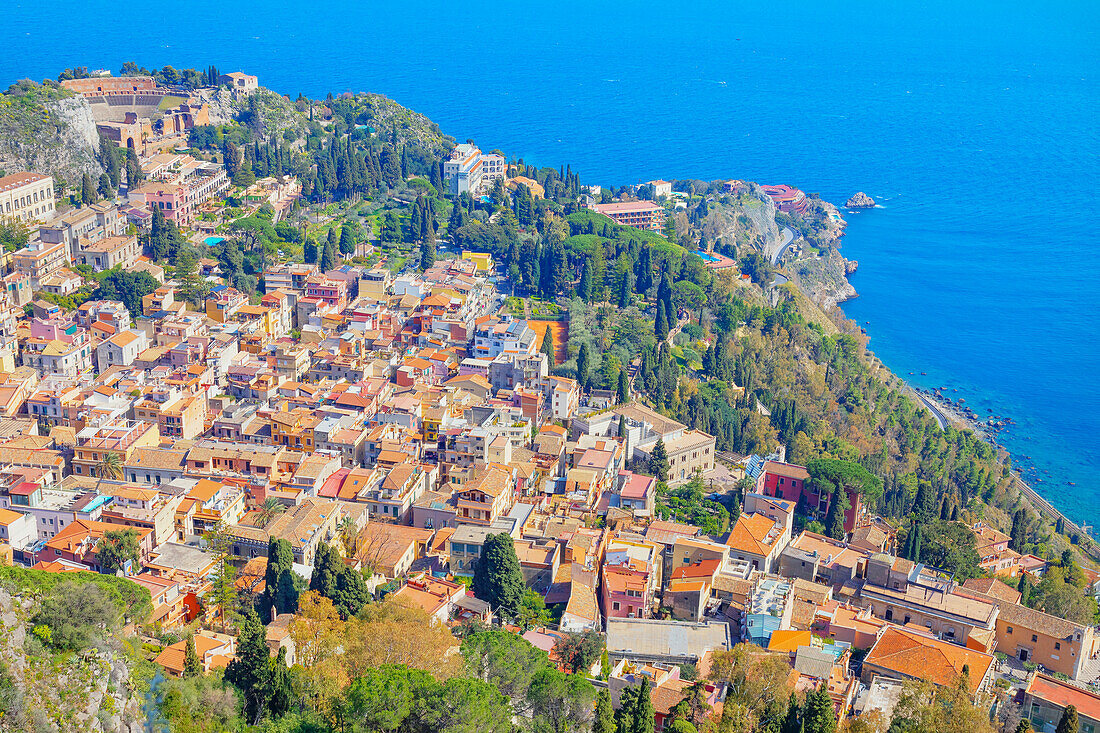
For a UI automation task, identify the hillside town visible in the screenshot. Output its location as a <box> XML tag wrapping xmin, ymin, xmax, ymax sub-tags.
<box><xmin>0</xmin><ymin>67</ymin><xmax>1095</xmax><ymax>733</ymax></box>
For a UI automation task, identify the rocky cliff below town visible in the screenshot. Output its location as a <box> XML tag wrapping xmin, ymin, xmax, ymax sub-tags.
<box><xmin>0</xmin><ymin>82</ymin><xmax>104</xmax><ymax>184</ymax></box>
<box><xmin>699</xmin><ymin>184</ymin><xmax>783</xmax><ymax>258</ymax></box>
<box><xmin>0</xmin><ymin>586</ymin><xmax>145</xmax><ymax>732</ymax></box>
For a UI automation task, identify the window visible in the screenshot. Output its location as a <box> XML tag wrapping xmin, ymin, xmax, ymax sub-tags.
<box><xmin>1032</xmin><ymin>635</ymin><xmax>1038</xmax><ymax>643</ymax></box>
<box><xmin>1055</xmin><ymin>642</ymin><xmax>1061</xmax><ymax>650</ymax></box>
<box><xmin>613</xmin><ymin>602</ymin><xmax>620</xmax><ymax>611</ymax></box>
<box><xmin>1007</xmin><ymin>626</ymin><xmax>1013</xmax><ymax>634</ymax></box>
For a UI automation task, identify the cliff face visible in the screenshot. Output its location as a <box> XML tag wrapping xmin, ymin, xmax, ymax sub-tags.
<box><xmin>0</xmin><ymin>93</ymin><xmax>104</xmax><ymax>183</ymax></box>
<box><xmin>0</xmin><ymin>588</ymin><xmax>144</xmax><ymax>732</ymax></box>
<box><xmin>700</xmin><ymin>185</ymin><xmax>781</xmax><ymax>256</ymax></box>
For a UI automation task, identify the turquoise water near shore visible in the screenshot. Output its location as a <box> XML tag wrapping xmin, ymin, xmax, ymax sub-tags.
<box><xmin>3</xmin><ymin>0</ymin><xmax>1097</xmax><ymax>522</ymax></box>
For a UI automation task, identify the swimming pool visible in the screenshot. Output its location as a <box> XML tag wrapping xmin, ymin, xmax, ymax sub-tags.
<box><xmin>204</xmin><ymin>236</ymin><xmax>225</xmax><ymax>247</ymax></box>
<box><xmin>697</xmin><ymin>251</ymin><xmax>719</xmax><ymax>262</ymax></box>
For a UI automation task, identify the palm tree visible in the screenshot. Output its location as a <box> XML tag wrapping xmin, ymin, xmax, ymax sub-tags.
<box><xmin>95</xmin><ymin>452</ymin><xmax>123</xmax><ymax>493</ymax></box>
<box><xmin>256</xmin><ymin>497</ymin><xmax>286</xmax><ymax>528</ymax></box>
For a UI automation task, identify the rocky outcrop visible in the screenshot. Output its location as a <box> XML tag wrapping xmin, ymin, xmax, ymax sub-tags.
<box><xmin>0</xmin><ymin>586</ymin><xmax>144</xmax><ymax>732</ymax></box>
<box><xmin>845</xmin><ymin>259</ymin><xmax>858</xmax><ymax>274</ymax></box>
<box><xmin>700</xmin><ymin>184</ymin><xmax>781</xmax><ymax>259</ymax></box>
<box><xmin>846</xmin><ymin>191</ymin><xmax>875</xmax><ymax>208</ymax></box>
<box><xmin>793</xmin><ymin>247</ymin><xmax>858</xmax><ymax>310</ymax></box>
<box><xmin>0</xmin><ymin>93</ymin><xmax>103</xmax><ymax>184</ymax></box>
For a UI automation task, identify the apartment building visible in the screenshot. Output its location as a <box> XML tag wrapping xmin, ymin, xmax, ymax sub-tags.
<box><xmin>592</xmin><ymin>200</ymin><xmax>665</xmax><ymax>232</ymax></box>
<box><xmin>0</xmin><ymin>172</ymin><xmax>55</xmax><ymax>223</ymax></box>
<box><xmin>72</xmin><ymin>234</ymin><xmax>141</xmax><ymax>271</ymax></box>
<box><xmin>13</xmin><ymin>239</ymin><xmax>70</xmax><ymax>287</ymax></box>
<box><xmin>39</xmin><ymin>201</ymin><xmax>125</xmax><ymax>250</ymax></box>
<box><xmin>72</xmin><ymin>420</ymin><xmax>161</xmax><ymax>478</ymax></box>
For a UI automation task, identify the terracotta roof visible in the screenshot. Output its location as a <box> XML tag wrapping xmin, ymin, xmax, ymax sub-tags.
<box><xmin>1026</xmin><ymin>674</ymin><xmax>1100</xmax><ymax>723</ymax></box>
<box><xmin>762</xmin><ymin>460</ymin><xmax>810</xmax><ymax>480</ymax></box>
<box><xmin>725</xmin><ymin>513</ymin><xmax>780</xmax><ymax>555</ymax></box>
<box><xmin>960</xmin><ymin>577</ymin><xmax>1022</xmax><ymax>604</ymax></box>
<box><xmin>864</xmin><ymin>626</ymin><xmax>994</xmax><ymax>695</ymax></box>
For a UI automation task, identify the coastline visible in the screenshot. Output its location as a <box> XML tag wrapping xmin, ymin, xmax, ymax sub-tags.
<box><xmin>826</xmin><ymin>204</ymin><xmax>1094</xmax><ymax>556</ymax></box>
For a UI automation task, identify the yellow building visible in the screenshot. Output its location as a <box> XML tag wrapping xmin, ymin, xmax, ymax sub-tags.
<box><xmin>461</xmin><ymin>251</ymin><xmax>494</xmax><ymax>274</ymax></box>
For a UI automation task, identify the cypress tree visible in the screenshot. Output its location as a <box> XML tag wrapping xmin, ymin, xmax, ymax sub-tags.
<box><xmin>618</xmin><ymin>271</ymin><xmax>632</xmax><ymax>308</ymax></box>
<box><xmin>632</xmin><ymin>676</ymin><xmax>655</xmax><ymax>733</ymax></box>
<box><xmin>803</xmin><ymin>683</ymin><xmax>837</xmax><ymax>733</ymax></box>
<box><xmin>576</xmin><ymin>342</ymin><xmax>590</xmax><ymax>388</ymax></box>
<box><xmin>618</xmin><ymin>414</ymin><xmax>628</xmax><ymax>438</ymax></box>
<box><xmin>655</xmin><ymin>301</ymin><xmax>669</xmax><ymax>341</ymax></box>
<box><xmin>265</xmin><ymin>647</ymin><xmax>293</xmax><ymax>717</ymax></box>
<box><xmin>80</xmin><ymin>172</ymin><xmax>96</xmax><ymax>205</ymax></box>
<box><xmin>310</xmin><ymin>542</ymin><xmax>341</xmax><ymax>598</ymax></box>
<box><xmin>593</xmin><ymin>689</ymin><xmax>615</xmax><ymax>733</ymax></box>
<box><xmin>303</xmin><ymin>237</ymin><xmax>318</xmax><ymax>264</ymax></box>
<box><xmin>338</xmin><ymin>226</ymin><xmax>355</xmax><ymax>256</ymax></box>
<box><xmin>183</xmin><ymin>634</ymin><xmax>202</xmax><ymax>678</ymax></box>
<box><xmin>1056</xmin><ymin>706</ymin><xmax>1079</xmax><ymax>733</ymax></box>
<box><xmin>617</xmin><ymin>369</ymin><xmax>630</xmax><ymax>405</ymax></box>
<box><xmin>420</xmin><ymin>238</ymin><xmax>436</xmax><ymax>271</ymax></box>
<box><xmin>780</xmin><ymin>698</ymin><xmax>802</xmax><ymax>733</ymax></box>
<box><xmin>263</xmin><ymin>537</ymin><xmax>299</xmax><ymax>618</ymax></box>
<box><xmin>472</xmin><ymin>533</ymin><xmax>525</xmax><ymax>618</ymax></box>
<box><xmin>541</xmin><ymin>328</ymin><xmax>556</xmax><ymax>367</ymax></box>
<box><xmin>649</xmin><ymin>438</ymin><xmax>669</xmax><ymax>482</ymax></box>
<box><xmin>579</xmin><ymin>259</ymin><xmax>593</xmax><ymax>301</ymax></box>
<box><xmin>320</xmin><ymin>231</ymin><xmax>337</xmax><ymax>271</ymax></box>
<box><xmin>224</xmin><ymin>609</ymin><xmax>271</xmax><ymax>721</ymax></box>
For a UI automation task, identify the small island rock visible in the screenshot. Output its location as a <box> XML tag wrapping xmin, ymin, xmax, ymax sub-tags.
<box><xmin>846</xmin><ymin>192</ymin><xmax>875</xmax><ymax>208</ymax></box>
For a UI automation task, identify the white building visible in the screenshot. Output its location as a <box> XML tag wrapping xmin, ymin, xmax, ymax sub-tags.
<box><xmin>443</xmin><ymin>144</ymin><xmax>505</xmax><ymax>196</ymax></box>
<box><xmin>0</xmin><ymin>172</ymin><xmax>55</xmax><ymax>223</ymax></box>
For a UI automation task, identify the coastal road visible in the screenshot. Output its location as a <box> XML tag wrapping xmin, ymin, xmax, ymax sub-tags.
<box><xmin>770</xmin><ymin>227</ymin><xmax>796</xmax><ymax>266</ymax></box>
<box><xmin>914</xmin><ymin>392</ymin><xmax>948</xmax><ymax>431</ymax></box>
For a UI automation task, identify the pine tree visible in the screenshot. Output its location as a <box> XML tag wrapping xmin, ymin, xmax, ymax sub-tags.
<box><xmin>541</xmin><ymin>328</ymin><xmax>556</xmax><ymax>367</ymax></box>
<box><xmin>576</xmin><ymin>342</ymin><xmax>590</xmax><ymax>387</ymax></box>
<box><xmin>593</xmin><ymin>689</ymin><xmax>615</xmax><ymax>733</ymax></box>
<box><xmin>472</xmin><ymin>533</ymin><xmax>526</xmax><ymax>618</ymax></box>
<box><xmin>183</xmin><ymin>634</ymin><xmax>202</xmax><ymax>678</ymax></box>
<box><xmin>1056</xmin><ymin>705</ymin><xmax>1079</xmax><ymax>733</ymax></box>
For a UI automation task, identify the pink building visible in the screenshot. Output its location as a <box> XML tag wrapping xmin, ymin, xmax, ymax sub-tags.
<box><xmin>759</xmin><ymin>184</ymin><xmax>808</xmax><ymax>215</ymax></box>
<box><xmin>305</xmin><ymin>277</ymin><xmax>348</xmax><ymax>309</ymax></box>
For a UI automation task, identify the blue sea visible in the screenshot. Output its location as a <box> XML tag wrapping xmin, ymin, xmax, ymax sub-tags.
<box><xmin>4</xmin><ymin>1</ymin><xmax>1098</xmax><ymax>523</ymax></box>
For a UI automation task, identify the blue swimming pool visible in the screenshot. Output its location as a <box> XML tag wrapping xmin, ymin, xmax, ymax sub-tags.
<box><xmin>697</xmin><ymin>251</ymin><xmax>719</xmax><ymax>263</ymax></box>
<box><xmin>204</xmin><ymin>236</ymin><xmax>225</xmax><ymax>247</ymax></box>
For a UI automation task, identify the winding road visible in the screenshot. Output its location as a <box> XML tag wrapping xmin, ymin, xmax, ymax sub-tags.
<box><xmin>770</xmin><ymin>227</ymin><xmax>796</xmax><ymax>265</ymax></box>
<box><xmin>914</xmin><ymin>391</ymin><xmax>948</xmax><ymax>431</ymax></box>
